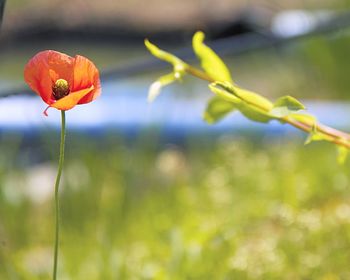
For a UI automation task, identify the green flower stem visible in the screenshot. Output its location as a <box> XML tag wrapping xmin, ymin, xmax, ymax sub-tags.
<box><xmin>53</xmin><ymin>110</ymin><xmax>66</xmax><ymax>280</ymax></box>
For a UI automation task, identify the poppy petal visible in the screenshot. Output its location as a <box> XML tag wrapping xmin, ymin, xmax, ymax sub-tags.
<box><xmin>24</xmin><ymin>50</ymin><xmax>75</xmax><ymax>104</ymax></box>
<box><xmin>24</xmin><ymin>50</ymin><xmax>101</xmax><ymax>113</ymax></box>
<box><xmin>72</xmin><ymin>55</ymin><xmax>101</xmax><ymax>104</ymax></box>
<box><xmin>24</xmin><ymin>51</ymin><xmax>54</xmax><ymax>104</ymax></box>
<box><xmin>46</xmin><ymin>51</ymin><xmax>74</xmax><ymax>84</ymax></box>
<box><xmin>50</xmin><ymin>86</ymin><xmax>94</xmax><ymax>111</ymax></box>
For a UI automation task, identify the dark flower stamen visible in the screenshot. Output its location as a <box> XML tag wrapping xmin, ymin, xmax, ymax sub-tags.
<box><xmin>52</xmin><ymin>79</ymin><xmax>70</xmax><ymax>100</ymax></box>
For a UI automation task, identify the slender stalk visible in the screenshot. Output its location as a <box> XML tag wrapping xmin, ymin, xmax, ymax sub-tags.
<box><xmin>186</xmin><ymin>66</ymin><xmax>214</xmax><ymax>82</ymax></box>
<box><xmin>53</xmin><ymin>110</ymin><xmax>66</xmax><ymax>280</ymax></box>
<box><xmin>185</xmin><ymin>65</ymin><xmax>350</xmax><ymax>149</ymax></box>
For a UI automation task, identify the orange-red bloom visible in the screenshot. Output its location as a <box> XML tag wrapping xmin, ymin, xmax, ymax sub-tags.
<box><xmin>24</xmin><ymin>50</ymin><xmax>101</xmax><ymax>115</ymax></box>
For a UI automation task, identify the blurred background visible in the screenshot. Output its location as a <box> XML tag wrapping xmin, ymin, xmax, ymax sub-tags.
<box><xmin>1</xmin><ymin>0</ymin><xmax>350</xmax><ymax>279</ymax></box>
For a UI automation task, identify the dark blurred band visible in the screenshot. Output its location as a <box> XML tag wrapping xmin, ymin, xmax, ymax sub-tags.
<box><xmin>0</xmin><ymin>0</ymin><xmax>5</xmax><ymax>29</ymax></box>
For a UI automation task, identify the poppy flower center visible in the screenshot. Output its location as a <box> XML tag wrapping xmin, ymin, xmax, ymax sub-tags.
<box><xmin>52</xmin><ymin>79</ymin><xmax>70</xmax><ymax>100</ymax></box>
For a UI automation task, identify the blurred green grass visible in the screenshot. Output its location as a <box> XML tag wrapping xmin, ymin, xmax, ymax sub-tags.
<box><xmin>0</xmin><ymin>132</ymin><xmax>349</xmax><ymax>279</ymax></box>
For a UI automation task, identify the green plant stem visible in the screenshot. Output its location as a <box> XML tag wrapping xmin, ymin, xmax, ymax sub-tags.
<box><xmin>186</xmin><ymin>65</ymin><xmax>350</xmax><ymax>149</ymax></box>
<box><xmin>53</xmin><ymin>110</ymin><xmax>66</xmax><ymax>280</ymax></box>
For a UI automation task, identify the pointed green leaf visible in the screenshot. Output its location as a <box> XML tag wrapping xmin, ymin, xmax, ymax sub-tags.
<box><xmin>193</xmin><ymin>31</ymin><xmax>232</xmax><ymax>82</ymax></box>
<box><xmin>238</xmin><ymin>103</ymin><xmax>274</xmax><ymax>123</ymax></box>
<box><xmin>145</xmin><ymin>39</ymin><xmax>187</xmax><ymax>101</ymax></box>
<box><xmin>208</xmin><ymin>82</ymin><xmax>274</xmax><ymax>123</ymax></box>
<box><xmin>304</xmin><ymin>124</ymin><xmax>331</xmax><ymax>145</ymax></box>
<box><xmin>203</xmin><ymin>96</ymin><xmax>237</xmax><ymax>124</ymax></box>
<box><xmin>148</xmin><ymin>73</ymin><xmax>177</xmax><ymax>102</ymax></box>
<box><xmin>145</xmin><ymin>39</ymin><xmax>186</xmax><ymax>72</ymax></box>
<box><xmin>288</xmin><ymin>113</ymin><xmax>317</xmax><ymax>127</ymax></box>
<box><xmin>270</xmin><ymin>96</ymin><xmax>306</xmax><ymax>118</ymax></box>
<box><xmin>209</xmin><ymin>81</ymin><xmax>273</xmax><ymax>110</ymax></box>
<box><xmin>208</xmin><ymin>83</ymin><xmax>241</xmax><ymax>104</ymax></box>
<box><xmin>274</xmin><ymin>96</ymin><xmax>305</xmax><ymax>110</ymax></box>
<box><xmin>233</xmin><ymin>86</ymin><xmax>274</xmax><ymax>111</ymax></box>
<box><xmin>304</xmin><ymin>131</ymin><xmax>326</xmax><ymax>145</ymax></box>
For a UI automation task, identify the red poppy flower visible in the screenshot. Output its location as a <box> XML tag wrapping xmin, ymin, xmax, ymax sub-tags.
<box><xmin>24</xmin><ymin>50</ymin><xmax>101</xmax><ymax>115</ymax></box>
